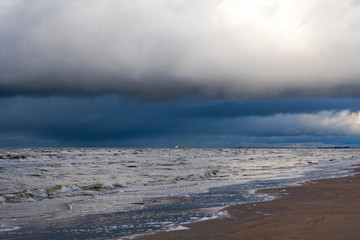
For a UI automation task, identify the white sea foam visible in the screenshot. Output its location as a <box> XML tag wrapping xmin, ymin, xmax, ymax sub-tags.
<box><xmin>194</xmin><ymin>211</ymin><xmax>230</xmax><ymax>222</ymax></box>
<box><xmin>166</xmin><ymin>225</ymin><xmax>190</xmax><ymax>232</ymax></box>
<box><xmin>1</xmin><ymin>148</ymin><xmax>358</xmax><ymax>206</ymax></box>
<box><xmin>216</xmin><ymin>210</ymin><xmax>231</xmax><ymax>218</ymax></box>
<box><xmin>0</xmin><ymin>226</ymin><xmax>20</xmax><ymax>232</ymax></box>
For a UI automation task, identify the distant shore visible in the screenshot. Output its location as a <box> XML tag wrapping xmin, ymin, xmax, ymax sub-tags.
<box><xmin>136</xmin><ymin>166</ymin><xmax>360</xmax><ymax>240</ymax></box>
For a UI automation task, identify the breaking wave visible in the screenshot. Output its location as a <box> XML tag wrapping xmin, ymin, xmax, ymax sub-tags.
<box><xmin>0</xmin><ymin>183</ymin><xmax>124</xmax><ymax>203</ymax></box>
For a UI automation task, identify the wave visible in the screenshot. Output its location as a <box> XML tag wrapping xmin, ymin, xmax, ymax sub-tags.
<box><xmin>0</xmin><ymin>183</ymin><xmax>124</xmax><ymax>204</ymax></box>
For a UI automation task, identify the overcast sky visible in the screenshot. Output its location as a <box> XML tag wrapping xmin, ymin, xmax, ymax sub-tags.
<box><xmin>1</xmin><ymin>0</ymin><xmax>360</xmax><ymax>147</ymax></box>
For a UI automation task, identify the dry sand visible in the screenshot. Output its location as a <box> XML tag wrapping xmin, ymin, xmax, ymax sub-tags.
<box><xmin>137</xmin><ymin>168</ymin><xmax>360</xmax><ymax>240</ymax></box>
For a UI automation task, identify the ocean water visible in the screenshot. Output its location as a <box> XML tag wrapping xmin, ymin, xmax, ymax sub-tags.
<box><xmin>0</xmin><ymin>147</ymin><xmax>359</xmax><ymax>239</ymax></box>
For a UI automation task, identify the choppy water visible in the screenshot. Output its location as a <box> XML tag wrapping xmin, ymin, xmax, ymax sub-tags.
<box><xmin>0</xmin><ymin>147</ymin><xmax>359</xmax><ymax>239</ymax></box>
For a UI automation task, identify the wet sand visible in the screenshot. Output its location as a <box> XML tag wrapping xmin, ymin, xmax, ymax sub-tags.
<box><xmin>137</xmin><ymin>168</ymin><xmax>360</xmax><ymax>240</ymax></box>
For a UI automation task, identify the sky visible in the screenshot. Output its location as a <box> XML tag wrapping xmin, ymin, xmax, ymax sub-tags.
<box><xmin>1</xmin><ymin>0</ymin><xmax>360</xmax><ymax>147</ymax></box>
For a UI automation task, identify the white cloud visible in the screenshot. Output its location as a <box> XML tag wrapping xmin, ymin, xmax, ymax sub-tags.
<box><xmin>299</xmin><ymin>110</ymin><xmax>360</xmax><ymax>135</ymax></box>
<box><xmin>220</xmin><ymin>110</ymin><xmax>360</xmax><ymax>137</ymax></box>
<box><xmin>1</xmin><ymin>0</ymin><xmax>360</xmax><ymax>99</ymax></box>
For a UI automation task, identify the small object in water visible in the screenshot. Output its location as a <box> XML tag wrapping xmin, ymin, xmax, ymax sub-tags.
<box><xmin>174</xmin><ymin>145</ymin><xmax>185</xmax><ymax>149</ymax></box>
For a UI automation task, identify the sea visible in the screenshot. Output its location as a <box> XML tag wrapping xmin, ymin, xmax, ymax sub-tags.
<box><xmin>0</xmin><ymin>147</ymin><xmax>359</xmax><ymax>239</ymax></box>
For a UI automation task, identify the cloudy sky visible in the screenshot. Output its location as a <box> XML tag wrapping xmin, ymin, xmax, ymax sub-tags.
<box><xmin>1</xmin><ymin>0</ymin><xmax>360</xmax><ymax>147</ymax></box>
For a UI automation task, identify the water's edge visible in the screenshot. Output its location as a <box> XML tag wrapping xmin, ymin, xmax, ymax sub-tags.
<box><xmin>0</xmin><ymin>148</ymin><xmax>359</xmax><ymax>239</ymax></box>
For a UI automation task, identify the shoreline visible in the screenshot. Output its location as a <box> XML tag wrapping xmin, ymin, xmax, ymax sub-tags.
<box><xmin>135</xmin><ymin>167</ymin><xmax>360</xmax><ymax>240</ymax></box>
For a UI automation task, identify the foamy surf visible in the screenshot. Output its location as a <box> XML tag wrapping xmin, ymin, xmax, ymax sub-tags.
<box><xmin>0</xmin><ymin>225</ymin><xmax>20</xmax><ymax>232</ymax></box>
<box><xmin>165</xmin><ymin>225</ymin><xmax>190</xmax><ymax>232</ymax></box>
<box><xmin>0</xmin><ymin>183</ymin><xmax>126</xmax><ymax>204</ymax></box>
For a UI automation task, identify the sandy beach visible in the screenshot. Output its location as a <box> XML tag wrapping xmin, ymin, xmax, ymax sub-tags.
<box><xmin>137</xmin><ymin>167</ymin><xmax>360</xmax><ymax>240</ymax></box>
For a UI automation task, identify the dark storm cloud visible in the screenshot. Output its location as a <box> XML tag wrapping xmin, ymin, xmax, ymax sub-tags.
<box><xmin>1</xmin><ymin>0</ymin><xmax>360</xmax><ymax>100</ymax></box>
<box><xmin>1</xmin><ymin>96</ymin><xmax>360</xmax><ymax>147</ymax></box>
